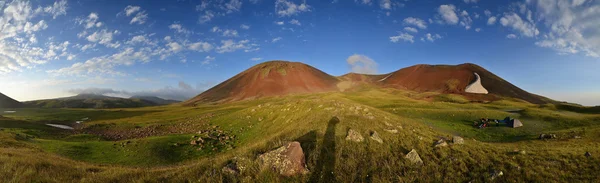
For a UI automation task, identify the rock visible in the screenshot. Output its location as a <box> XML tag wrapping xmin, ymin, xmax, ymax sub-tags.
<box><xmin>258</xmin><ymin>141</ymin><xmax>308</xmax><ymax>176</ymax></box>
<box><xmin>384</xmin><ymin>121</ymin><xmax>392</xmax><ymax>126</ymax></box>
<box><xmin>370</xmin><ymin>131</ymin><xmax>383</xmax><ymax>143</ymax></box>
<box><xmin>384</xmin><ymin>129</ymin><xmax>398</xmax><ymax>134</ymax></box>
<box><xmin>574</xmin><ymin>136</ymin><xmax>581</xmax><ymax>139</ymax></box>
<box><xmin>489</xmin><ymin>170</ymin><xmax>504</xmax><ymax>181</ymax></box>
<box><xmin>539</xmin><ymin>134</ymin><xmax>557</xmax><ymax>140</ymax></box>
<box><xmin>222</xmin><ymin>157</ymin><xmax>249</xmax><ymax>175</ymax></box>
<box><xmin>404</xmin><ymin>149</ymin><xmax>423</xmax><ymax>166</ymax></box>
<box><xmin>345</xmin><ymin>129</ymin><xmax>364</xmax><ymax>142</ymax></box>
<box><xmin>585</xmin><ymin>152</ymin><xmax>591</xmax><ymax>158</ymax></box>
<box><xmin>434</xmin><ymin>139</ymin><xmax>448</xmax><ymax>148</ymax></box>
<box><xmin>190</xmin><ymin>140</ymin><xmax>198</xmax><ymax>145</ymax></box>
<box><xmin>452</xmin><ymin>136</ymin><xmax>464</xmax><ymax>144</ymax></box>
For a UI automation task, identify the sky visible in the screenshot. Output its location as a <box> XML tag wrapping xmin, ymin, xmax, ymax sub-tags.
<box><xmin>0</xmin><ymin>0</ymin><xmax>599</xmax><ymax>105</ymax></box>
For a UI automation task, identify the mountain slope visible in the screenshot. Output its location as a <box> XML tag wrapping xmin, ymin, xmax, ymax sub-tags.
<box><xmin>378</xmin><ymin>63</ymin><xmax>550</xmax><ymax>104</ymax></box>
<box><xmin>0</xmin><ymin>92</ymin><xmax>22</xmax><ymax>108</ymax></box>
<box><xmin>184</xmin><ymin>61</ymin><xmax>340</xmax><ymax>104</ymax></box>
<box><xmin>25</xmin><ymin>94</ymin><xmax>160</xmax><ymax>109</ymax></box>
<box><xmin>130</xmin><ymin>96</ymin><xmax>180</xmax><ymax>105</ymax></box>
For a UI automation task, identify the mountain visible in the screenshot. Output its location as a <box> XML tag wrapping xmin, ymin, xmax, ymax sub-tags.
<box><xmin>186</xmin><ymin>61</ymin><xmax>553</xmax><ymax>105</ymax></box>
<box><xmin>25</xmin><ymin>94</ymin><xmax>160</xmax><ymax>109</ymax></box>
<box><xmin>130</xmin><ymin>96</ymin><xmax>180</xmax><ymax>105</ymax></box>
<box><xmin>184</xmin><ymin>61</ymin><xmax>340</xmax><ymax>105</ymax></box>
<box><xmin>0</xmin><ymin>92</ymin><xmax>22</xmax><ymax>108</ymax></box>
<box><xmin>378</xmin><ymin>63</ymin><xmax>550</xmax><ymax>104</ymax></box>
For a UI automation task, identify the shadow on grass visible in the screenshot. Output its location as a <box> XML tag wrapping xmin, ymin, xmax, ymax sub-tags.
<box><xmin>308</xmin><ymin>116</ymin><xmax>339</xmax><ymax>183</ymax></box>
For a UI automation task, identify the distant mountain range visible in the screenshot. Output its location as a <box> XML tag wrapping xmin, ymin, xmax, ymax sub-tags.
<box><xmin>184</xmin><ymin>61</ymin><xmax>554</xmax><ymax>105</ymax></box>
<box><xmin>24</xmin><ymin>94</ymin><xmax>180</xmax><ymax>109</ymax></box>
<box><xmin>0</xmin><ymin>92</ymin><xmax>22</xmax><ymax>108</ymax></box>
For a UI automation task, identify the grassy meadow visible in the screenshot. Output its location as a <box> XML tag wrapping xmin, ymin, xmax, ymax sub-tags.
<box><xmin>1</xmin><ymin>88</ymin><xmax>599</xmax><ymax>182</ymax></box>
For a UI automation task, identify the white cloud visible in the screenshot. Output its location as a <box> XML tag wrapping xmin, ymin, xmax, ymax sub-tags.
<box><xmin>438</xmin><ymin>4</ymin><xmax>459</xmax><ymax>24</ymax></box>
<box><xmin>43</xmin><ymin>0</ymin><xmax>68</xmax><ymax>19</ymax></box>
<box><xmin>167</xmin><ymin>42</ymin><xmax>183</xmax><ymax>53</ymax></box>
<box><xmin>499</xmin><ymin>12</ymin><xmax>539</xmax><ymax>37</ymax></box>
<box><xmin>355</xmin><ymin>0</ymin><xmax>372</xmax><ymax>5</ymax></box>
<box><xmin>459</xmin><ymin>10</ymin><xmax>473</xmax><ymax>30</ymax></box>
<box><xmin>202</xmin><ymin>56</ymin><xmax>215</xmax><ymax>65</ymax></box>
<box><xmin>484</xmin><ymin>9</ymin><xmax>492</xmax><ymax>17</ymax></box>
<box><xmin>78</xmin><ymin>12</ymin><xmax>102</xmax><ymax>29</ymax></box>
<box><xmin>211</xmin><ymin>26</ymin><xmax>222</xmax><ymax>32</ymax></box>
<box><xmin>346</xmin><ymin>54</ymin><xmax>378</xmax><ymax>74</ymax></box>
<box><xmin>216</xmin><ymin>39</ymin><xmax>257</xmax><ymax>53</ymax></box>
<box><xmin>272</xmin><ymin>37</ymin><xmax>282</xmax><ymax>42</ymax></box>
<box><xmin>506</xmin><ymin>34</ymin><xmax>517</xmax><ymax>39</ymax></box>
<box><xmin>169</xmin><ymin>23</ymin><xmax>190</xmax><ymax>34</ymax></box>
<box><xmin>86</xmin><ymin>29</ymin><xmax>120</xmax><ymax>48</ymax></box>
<box><xmin>250</xmin><ymin>57</ymin><xmax>263</xmax><ymax>61</ymax></box>
<box><xmin>188</xmin><ymin>42</ymin><xmax>213</xmax><ymax>52</ymax></box>
<box><xmin>240</xmin><ymin>24</ymin><xmax>250</xmax><ymax>29</ymax></box>
<box><xmin>421</xmin><ymin>33</ymin><xmax>442</xmax><ymax>42</ymax></box>
<box><xmin>198</xmin><ymin>11</ymin><xmax>215</xmax><ymax>24</ymax></box>
<box><xmin>487</xmin><ymin>16</ymin><xmax>497</xmax><ymax>25</ymax></box>
<box><xmin>48</xmin><ymin>48</ymin><xmax>150</xmax><ymax>76</ymax></box>
<box><xmin>123</xmin><ymin>5</ymin><xmax>148</xmax><ymax>24</ymax></box>
<box><xmin>275</xmin><ymin>0</ymin><xmax>311</xmax><ymax>17</ymax></box>
<box><xmin>222</xmin><ymin>29</ymin><xmax>239</xmax><ymax>37</ymax></box>
<box><xmin>403</xmin><ymin>27</ymin><xmax>418</xmax><ymax>33</ymax></box>
<box><xmin>403</xmin><ymin>17</ymin><xmax>427</xmax><ymax>29</ymax></box>
<box><xmin>124</xmin><ymin>5</ymin><xmax>140</xmax><ymax>16</ymax></box>
<box><xmin>289</xmin><ymin>19</ymin><xmax>301</xmax><ymax>25</ymax></box>
<box><xmin>390</xmin><ymin>32</ymin><xmax>414</xmax><ymax>43</ymax></box>
<box><xmin>463</xmin><ymin>0</ymin><xmax>478</xmax><ymax>4</ymax></box>
<box><xmin>275</xmin><ymin>21</ymin><xmax>285</xmax><ymax>25</ymax></box>
<box><xmin>475</xmin><ymin>28</ymin><xmax>481</xmax><ymax>32</ymax></box>
<box><xmin>224</xmin><ymin>0</ymin><xmax>242</xmax><ymax>13</ymax></box>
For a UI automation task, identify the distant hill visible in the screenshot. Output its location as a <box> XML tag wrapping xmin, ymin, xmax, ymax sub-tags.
<box><xmin>184</xmin><ymin>61</ymin><xmax>339</xmax><ymax>104</ymax></box>
<box><xmin>378</xmin><ymin>63</ymin><xmax>552</xmax><ymax>104</ymax></box>
<box><xmin>24</xmin><ymin>94</ymin><xmax>160</xmax><ymax>109</ymax></box>
<box><xmin>185</xmin><ymin>61</ymin><xmax>556</xmax><ymax>105</ymax></box>
<box><xmin>0</xmin><ymin>92</ymin><xmax>22</xmax><ymax>108</ymax></box>
<box><xmin>130</xmin><ymin>96</ymin><xmax>180</xmax><ymax>105</ymax></box>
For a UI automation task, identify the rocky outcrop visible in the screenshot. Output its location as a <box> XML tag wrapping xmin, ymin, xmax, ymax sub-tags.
<box><xmin>258</xmin><ymin>141</ymin><xmax>308</xmax><ymax>176</ymax></box>
<box><xmin>345</xmin><ymin>129</ymin><xmax>364</xmax><ymax>142</ymax></box>
<box><xmin>434</xmin><ymin>139</ymin><xmax>448</xmax><ymax>148</ymax></box>
<box><xmin>465</xmin><ymin>72</ymin><xmax>489</xmax><ymax>94</ymax></box>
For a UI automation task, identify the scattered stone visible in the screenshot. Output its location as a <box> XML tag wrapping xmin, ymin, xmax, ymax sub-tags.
<box><xmin>251</xmin><ymin>109</ymin><xmax>256</xmax><ymax>112</ymax></box>
<box><xmin>384</xmin><ymin>129</ymin><xmax>398</xmax><ymax>134</ymax></box>
<box><xmin>370</xmin><ymin>131</ymin><xmax>383</xmax><ymax>143</ymax></box>
<box><xmin>489</xmin><ymin>170</ymin><xmax>504</xmax><ymax>181</ymax></box>
<box><xmin>222</xmin><ymin>157</ymin><xmax>249</xmax><ymax>175</ymax></box>
<box><xmin>404</xmin><ymin>149</ymin><xmax>423</xmax><ymax>166</ymax></box>
<box><xmin>366</xmin><ymin>115</ymin><xmax>375</xmax><ymax>120</ymax></box>
<box><xmin>434</xmin><ymin>139</ymin><xmax>448</xmax><ymax>148</ymax></box>
<box><xmin>258</xmin><ymin>117</ymin><xmax>263</xmax><ymax>122</ymax></box>
<box><xmin>539</xmin><ymin>134</ymin><xmax>557</xmax><ymax>140</ymax></box>
<box><xmin>574</xmin><ymin>136</ymin><xmax>581</xmax><ymax>139</ymax></box>
<box><xmin>258</xmin><ymin>141</ymin><xmax>308</xmax><ymax>176</ymax></box>
<box><xmin>452</xmin><ymin>136</ymin><xmax>464</xmax><ymax>145</ymax></box>
<box><xmin>397</xmin><ymin>125</ymin><xmax>403</xmax><ymax>130</ymax></box>
<box><xmin>345</xmin><ymin>129</ymin><xmax>364</xmax><ymax>142</ymax></box>
<box><xmin>585</xmin><ymin>152</ymin><xmax>591</xmax><ymax>158</ymax></box>
<box><xmin>384</xmin><ymin>121</ymin><xmax>392</xmax><ymax>126</ymax></box>
<box><xmin>519</xmin><ymin>150</ymin><xmax>527</xmax><ymax>155</ymax></box>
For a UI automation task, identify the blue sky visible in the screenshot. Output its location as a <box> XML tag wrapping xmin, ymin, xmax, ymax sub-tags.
<box><xmin>0</xmin><ymin>0</ymin><xmax>599</xmax><ymax>105</ymax></box>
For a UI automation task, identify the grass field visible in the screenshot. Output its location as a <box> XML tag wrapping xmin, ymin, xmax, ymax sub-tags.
<box><xmin>1</xmin><ymin>88</ymin><xmax>599</xmax><ymax>182</ymax></box>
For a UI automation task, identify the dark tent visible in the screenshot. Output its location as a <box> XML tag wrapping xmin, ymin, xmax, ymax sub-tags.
<box><xmin>508</xmin><ymin>119</ymin><xmax>523</xmax><ymax>128</ymax></box>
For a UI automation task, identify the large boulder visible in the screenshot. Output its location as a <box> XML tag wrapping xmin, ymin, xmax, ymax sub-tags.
<box><xmin>258</xmin><ymin>141</ymin><xmax>308</xmax><ymax>176</ymax></box>
<box><xmin>345</xmin><ymin>129</ymin><xmax>364</xmax><ymax>142</ymax></box>
<box><xmin>405</xmin><ymin>149</ymin><xmax>423</xmax><ymax>166</ymax></box>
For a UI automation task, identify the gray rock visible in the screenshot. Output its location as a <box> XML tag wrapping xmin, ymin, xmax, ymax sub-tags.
<box><xmin>585</xmin><ymin>152</ymin><xmax>591</xmax><ymax>158</ymax></box>
<box><xmin>258</xmin><ymin>141</ymin><xmax>309</xmax><ymax>176</ymax></box>
<box><xmin>452</xmin><ymin>136</ymin><xmax>464</xmax><ymax>144</ymax></box>
<box><xmin>370</xmin><ymin>131</ymin><xmax>383</xmax><ymax>143</ymax></box>
<box><xmin>345</xmin><ymin>129</ymin><xmax>364</xmax><ymax>142</ymax></box>
<box><xmin>384</xmin><ymin>129</ymin><xmax>398</xmax><ymax>134</ymax></box>
<box><xmin>434</xmin><ymin>139</ymin><xmax>448</xmax><ymax>148</ymax></box>
<box><xmin>490</xmin><ymin>170</ymin><xmax>504</xmax><ymax>181</ymax></box>
<box><xmin>405</xmin><ymin>149</ymin><xmax>423</xmax><ymax>166</ymax></box>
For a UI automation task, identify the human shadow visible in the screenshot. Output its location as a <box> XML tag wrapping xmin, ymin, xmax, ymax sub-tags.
<box><xmin>308</xmin><ymin>116</ymin><xmax>339</xmax><ymax>183</ymax></box>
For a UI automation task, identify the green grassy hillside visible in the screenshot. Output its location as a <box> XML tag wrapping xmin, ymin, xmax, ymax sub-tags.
<box><xmin>0</xmin><ymin>88</ymin><xmax>598</xmax><ymax>182</ymax></box>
